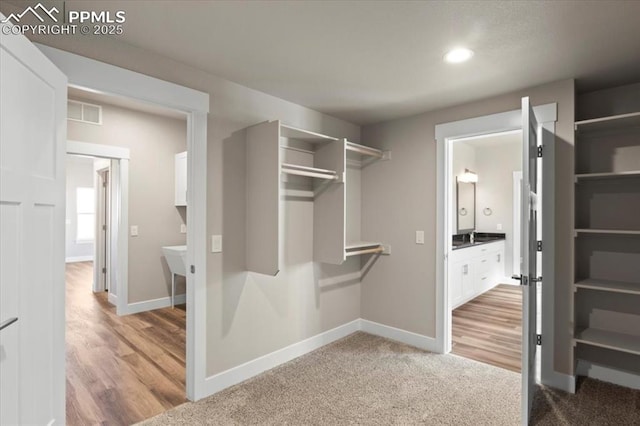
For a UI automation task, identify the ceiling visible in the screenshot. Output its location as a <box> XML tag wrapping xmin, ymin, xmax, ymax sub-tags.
<box><xmin>8</xmin><ymin>1</ymin><xmax>640</xmax><ymax>124</ymax></box>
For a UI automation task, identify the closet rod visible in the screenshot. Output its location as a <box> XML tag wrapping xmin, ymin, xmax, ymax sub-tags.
<box><xmin>281</xmin><ymin>163</ymin><xmax>338</xmax><ymax>180</ymax></box>
<box><xmin>346</xmin><ymin>142</ymin><xmax>384</xmax><ymax>159</ymax></box>
<box><xmin>280</xmin><ymin>145</ymin><xmax>315</xmax><ymax>155</ymax></box>
<box><xmin>345</xmin><ymin>246</ymin><xmax>384</xmax><ymax>256</ymax></box>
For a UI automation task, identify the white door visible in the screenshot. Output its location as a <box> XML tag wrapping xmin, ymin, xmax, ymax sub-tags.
<box><xmin>520</xmin><ymin>97</ymin><xmax>539</xmax><ymax>425</ymax></box>
<box><xmin>0</xmin><ymin>24</ymin><xmax>67</xmax><ymax>425</ymax></box>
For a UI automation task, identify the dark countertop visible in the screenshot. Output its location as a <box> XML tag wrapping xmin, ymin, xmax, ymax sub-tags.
<box><xmin>452</xmin><ymin>232</ymin><xmax>505</xmax><ymax>250</ymax></box>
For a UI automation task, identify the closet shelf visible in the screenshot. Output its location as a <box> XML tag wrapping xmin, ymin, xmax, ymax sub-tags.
<box><xmin>345</xmin><ymin>242</ymin><xmax>385</xmax><ymax>257</ymax></box>
<box><xmin>280</xmin><ymin>124</ymin><xmax>338</xmax><ymax>143</ymax></box>
<box><xmin>574</xmin><ymin>328</ymin><xmax>640</xmax><ymax>356</ymax></box>
<box><xmin>575</xmin><ymin>229</ymin><xmax>640</xmax><ymax>236</ymax></box>
<box><xmin>281</xmin><ymin>163</ymin><xmax>338</xmax><ymax>180</ymax></box>
<box><xmin>574</xmin><ymin>111</ymin><xmax>640</xmax><ymax>133</ymax></box>
<box><xmin>574</xmin><ymin>279</ymin><xmax>640</xmax><ymax>296</ymax></box>
<box><xmin>346</xmin><ymin>141</ymin><xmax>385</xmax><ymax>159</ymax></box>
<box><xmin>575</xmin><ymin>170</ymin><xmax>640</xmax><ymax>181</ymax></box>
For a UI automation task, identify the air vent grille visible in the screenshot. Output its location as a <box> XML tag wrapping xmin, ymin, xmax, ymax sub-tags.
<box><xmin>67</xmin><ymin>100</ymin><xmax>102</xmax><ymax>125</ymax></box>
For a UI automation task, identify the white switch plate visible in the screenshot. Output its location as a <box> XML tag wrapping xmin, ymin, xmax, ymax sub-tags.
<box><xmin>180</xmin><ymin>224</ymin><xmax>187</xmax><ymax>234</ymax></box>
<box><xmin>497</xmin><ymin>223</ymin><xmax>503</xmax><ymax>231</ymax></box>
<box><xmin>416</xmin><ymin>230</ymin><xmax>425</xmax><ymax>244</ymax></box>
<box><xmin>211</xmin><ymin>235</ymin><xmax>222</xmax><ymax>253</ymax></box>
<box><xmin>130</xmin><ymin>225</ymin><xmax>138</xmax><ymax>237</ymax></box>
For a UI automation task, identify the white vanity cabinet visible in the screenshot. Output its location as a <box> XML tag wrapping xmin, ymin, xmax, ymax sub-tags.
<box><xmin>449</xmin><ymin>240</ymin><xmax>505</xmax><ymax>309</ymax></box>
<box><xmin>175</xmin><ymin>151</ymin><xmax>187</xmax><ymax>206</ymax></box>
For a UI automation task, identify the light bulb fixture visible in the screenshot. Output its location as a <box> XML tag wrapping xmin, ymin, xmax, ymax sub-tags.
<box><xmin>458</xmin><ymin>169</ymin><xmax>478</xmax><ymax>183</ymax></box>
<box><xmin>444</xmin><ymin>48</ymin><xmax>474</xmax><ymax>64</ymax></box>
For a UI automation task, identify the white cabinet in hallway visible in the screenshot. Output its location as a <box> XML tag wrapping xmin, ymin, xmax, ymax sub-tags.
<box><xmin>449</xmin><ymin>240</ymin><xmax>505</xmax><ymax>309</ymax></box>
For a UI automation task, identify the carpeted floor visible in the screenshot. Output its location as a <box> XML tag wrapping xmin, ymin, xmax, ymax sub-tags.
<box><xmin>139</xmin><ymin>332</ymin><xmax>520</xmax><ymax>425</ymax></box>
<box><xmin>138</xmin><ymin>332</ymin><xmax>640</xmax><ymax>425</ymax></box>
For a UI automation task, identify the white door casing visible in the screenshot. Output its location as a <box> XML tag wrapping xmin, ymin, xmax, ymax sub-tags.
<box><xmin>0</xmin><ymin>24</ymin><xmax>67</xmax><ymax>425</ymax></box>
<box><xmin>521</xmin><ymin>96</ymin><xmax>539</xmax><ymax>425</ymax></box>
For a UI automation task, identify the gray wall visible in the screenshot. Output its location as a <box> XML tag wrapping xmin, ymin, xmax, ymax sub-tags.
<box><xmin>65</xmin><ymin>155</ymin><xmax>95</xmax><ymax>261</ymax></box>
<box><xmin>67</xmin><ymin>101</ymin><xmax>188</xmax><ymax>304</ymax></box>
<box><xmin>34</xmin><ymin>32</ymin><xmax>362</xmax><ymax>377</ymax></box>
<box><xmin>361</xmin><ymin>79</ymin><xmax>575</xmax><ymax>375</ymax></box>
<box><xmin>474</xmin><ymin>140</ymin><xmax>522</xmax><ymax>277</ymax></box>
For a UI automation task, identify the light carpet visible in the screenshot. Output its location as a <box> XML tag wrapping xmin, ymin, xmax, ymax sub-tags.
<box><xmin>138</xmin><ymin>332</ymin><xmax>520</xmax><ymax>425</ymax></box>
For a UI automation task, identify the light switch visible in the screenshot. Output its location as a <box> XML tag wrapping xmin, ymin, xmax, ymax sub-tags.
<box><xmin>416</xmin><ymin>230</ymin><xmax>425</xmax><ymax>244</ymax></box>
<box><xmin>180</xmin><ymin>224</ymin><xmax>187</xmax><ymax>234</ymax></box>
<box><xmin>130</xmin><ymin>225</ymin><xmax>138</xmax><ymax>237</ymax></box>
<box><xmin>497</xmin><ymin>223</ymin><xmax>503</xmax><ymax>231</ymax></box>
<box><xmin>211</xmin><ymin>235</ymin><xmax>222</xmax><ymax>253</ymax></box>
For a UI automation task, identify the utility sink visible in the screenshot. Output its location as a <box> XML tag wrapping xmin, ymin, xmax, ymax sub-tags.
<box><xmin>162</xmin><ymin>245</ymin><xmax>187</xmax><ymax>277</ymax></box>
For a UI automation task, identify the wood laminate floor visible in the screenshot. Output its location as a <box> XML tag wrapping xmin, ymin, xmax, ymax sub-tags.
<box><xmin>451</xmin><ymin>284</ymin><xmax>522</xmax><ymax>372</ymax></box>
<box><xmin>66</xmin><ymin>262</ymin><xmax>186</xmax><ymax>425</ymax></box>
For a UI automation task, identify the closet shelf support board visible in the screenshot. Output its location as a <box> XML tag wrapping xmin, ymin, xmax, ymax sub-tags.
<box><xmin>574</xmin><ymin>111</ymin><xmax>640</xmax><ymax>132</ymax></box>
<box><xmin>575</xmin><ymin>171</ymin><xmax>640</xmax><ymax>181</ymax></box>
<box><xmin>281</xmin><ymin>163</ymin><xmax>338</xmax><ymax>180</ymax></box>
<box><xmin>574</xmin><ymin>229</ymin><xmax>640</xmax><ymax>236</ymax></box>
<box><xmin>574</xmin><ymin>279</ymin><xmax>640</xmax><ymax>296</ymax></box>
<box><xmin>345</xmin><ymin>141</ymin><xmax>386</xmax><ymax>159</ymax></box>
<box><xmin>574</xmin><ymin>328</ymin><xmax>640</xmax><ymax>356</ymax></box>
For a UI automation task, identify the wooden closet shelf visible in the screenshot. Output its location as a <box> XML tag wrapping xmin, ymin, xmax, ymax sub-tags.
<box><xmin>574</xmin><ymin>328</ymin><xmax>640</xmax><ymax>356</ymax></box>
<box><xmin>281</xmin><ymin>163</ymin><xmax>338</xmax><ymax>180</ymax></box>
<box><xmin>345</xmin><ymin>141</ymin><xmax>385</xmax><ymax>159</ymax></box>
<box><xmin>574</xmin><ymin>279</ymin><xmax>640</xmax><ymax>296</ymax></box>
<box><xmin>280</xmin><ymin>124</ymin><xmax>338</xmax><ymax>143</ymax></box>
<box><xmin>575</xmin><ymin>229</ymin><xmax>640</xmax><ymax>235</ymax></box>
<box><xmin>575</xmin><ymin>111</ymin><xmax>640</xmax><ymax>133</ymax></box>
<box><xmin>575</xmin><ymin>170</ymin><xmax>640</xmax><ymax>180</ymax></box>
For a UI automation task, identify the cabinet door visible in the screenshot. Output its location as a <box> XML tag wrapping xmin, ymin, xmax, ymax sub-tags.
<box><xmin>449</xmin><ymin>261</ymin><xmax>464</xmax><ymax>308</ymax></box>
<box><xmin>476</xmin><ymin>255</ymin><xmax>491</xmax><ymax>292</ymax></box>
<box><xmin>461</xmin><ymin>261</ymin><xmax>475</xmax><ymax>299</ymax></box>
<box><xmin>174</xmin><ymin>151</ymin><xmax>187</xmax><ymax>206</ymax></box>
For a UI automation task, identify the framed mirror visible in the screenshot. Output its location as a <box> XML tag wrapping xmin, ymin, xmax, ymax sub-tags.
<box><xmin>456</xmin><ymin>178</ymin><xmax>475</xmax><ymax>233</ymax></box>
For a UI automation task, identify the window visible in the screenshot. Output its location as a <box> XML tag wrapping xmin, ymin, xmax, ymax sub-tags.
<box><xmin>76</xmin><ymin>187</ymin><xmax>95</xmax><ymax>242</ymax></box>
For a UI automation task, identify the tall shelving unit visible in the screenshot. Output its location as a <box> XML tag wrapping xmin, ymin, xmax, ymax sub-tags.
<box><xmin>572</xmin><ymin>110</ymin><xmax>640</xmax><ymax>383</ymax></box>
<box><xmin>246</xmin><ymin>120</ymin><xmax>389</xmax><ymax>275</ymax></box>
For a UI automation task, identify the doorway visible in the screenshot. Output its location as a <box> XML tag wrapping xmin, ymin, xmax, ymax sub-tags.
<box><xmin>447</xmin><ymin>130</ymin><xmax>525</xmax><ymax>372</ymax></box>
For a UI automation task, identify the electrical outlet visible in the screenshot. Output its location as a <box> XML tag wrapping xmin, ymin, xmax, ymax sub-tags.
<box><xmin>497</xmin><ymin>223</ymin><xmax>503</xmax><ymax>231</ymax></box>
<box><xmin>211</xmin><ymin>235</ymin><xmax>222</xmax><ymax>253</ymax></box>
<box><xmin>180</xmin><ymin>224</ymin><xmax>187</xmax><ymax>234</ymax></box>
<box><xmin>416</xmin><ymin>230</ymin><xmax>425</xmax><ymax>244</ymax></box>
<box><xmin>130</xmin><ymin>225</ymin><xmax>138</xmax><ymax>237</ymax></box>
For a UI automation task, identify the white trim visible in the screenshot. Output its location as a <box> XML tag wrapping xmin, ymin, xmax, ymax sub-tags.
<box><xmin>67</xmin><ymin>140</ymin><xmax>129</xmax><ymax>159</ymax></box>
<box><xmin>542</xmin><ymin>370</ymin><xmax>576</xmax><ymax>394</ymax></box>
<box><xmin>65</xmin><ymin>255</ymin><xmax>94</xmax><ymax>263</ymax></box>
<box><xmin>40</xmin><ymin>45</ymin><xmax>209</xmax><ymax>401</ymax></box>
<box><xmin>513</xmin><ymin>171</ymin><xmax>523</xmax><ymax>276</ymax></box>
<box><xmin>107</xmin><ymin>292</ymin><xmax>117</xmax><ymax>307</ymax></box>
<box><xmin>124</xmin><ymin>294</ymin><xmax>187</xmax><ymax>315</ymax></box>
<box><xmin>576</xmin><ymin>361</ymin><xmax>639</xmax><ymax>390</ymax></box>
<box><xmin>360</xmin><ymin>319</ymin><xmax>439</xmax><ymax>352</ymax></box>
<box><xmin>435</xmin><ymin>104</ymin><xmax>558</xmax><ymax>389</ymax></box>
<box><xmin>203</xmin><ymin>320</ymin><xmax>361</xmax><ymax>396</ymax></box>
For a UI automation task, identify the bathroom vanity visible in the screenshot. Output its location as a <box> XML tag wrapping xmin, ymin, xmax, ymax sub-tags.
<box><xmin>449</xmin><ymin>233</ymin><xmax>506</xmax><ymax>309</ymax></box>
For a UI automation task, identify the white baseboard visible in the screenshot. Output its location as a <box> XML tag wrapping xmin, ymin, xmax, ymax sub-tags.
<box><xmin>65</xmin><ymin>255</ymin><xmax>94</xmax><ymax>263</ymax></box>
<box><xmin>107</xmin><ymin>292</ymin><xmax>117</xmax><ymax>306</ymax></box>
<box><xmin>501</xmin><ymin>277</ymin><xmax>521</xmax><ymax>286</ymax></box>
<box><xmin>124</xmin><ymin>294</ymin><xmax>187</xmax><ymax>315</ymax></box>
<box><xmin>203</xmin><ymin>319</ymin><xmax>361</xmax><ymax>397</ymax></box>
<box><xmin>576</xmin><ymin>360</ymin><xmax>640</xmax><ymax>390</ymax></box>
<box><xmin>541</xmin><ymin>370</ymin><xmax>576</xmax><ymax>393</ymax></box>
<box><xmin>360</xmin><ymin>319</ymin><xmax>439</xmax><ymax>352</ymax></box>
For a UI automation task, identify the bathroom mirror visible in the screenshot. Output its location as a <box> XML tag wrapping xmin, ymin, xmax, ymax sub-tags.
<box><xmin>456</xmin><ymin>179</ymin><xmax>475</xmax><ymax>233</ymax></box>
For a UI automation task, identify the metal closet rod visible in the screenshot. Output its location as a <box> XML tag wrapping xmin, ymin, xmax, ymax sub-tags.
<box><xmin>346</xmin><ymin>142</ymin><xmax>384</xmax><ymax>159</ymax></box>
<box><xmin>281</xmin><ymin>163</ymin><xmax>338</xmax><ymax>180</ymax></box>
<box><xmin>345</xmin><ymin>246</ymin><xmax>384</xmax><ymax>256</ymax></box>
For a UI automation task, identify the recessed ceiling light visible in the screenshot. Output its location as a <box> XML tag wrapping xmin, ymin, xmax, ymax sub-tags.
<box><xmin>444</xmin><ymin>48</ymin><xmax>474</xmax><ymax>64</ymax></box>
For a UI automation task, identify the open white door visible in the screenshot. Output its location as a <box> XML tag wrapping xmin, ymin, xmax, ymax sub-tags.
<box><xmin>520</xmin><ymin>97</ymin><xmax>539</xmax><ymax>424</ymax></box>
<box><xmin>0</xmin><ymin>21</ymin><xmax>67</xmax><ymax>425</ymax></box>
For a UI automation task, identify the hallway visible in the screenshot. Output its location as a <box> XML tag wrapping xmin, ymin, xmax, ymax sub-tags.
<box><xmin>65</xmin><ymin>262</ymin><xmax>186</xmax><ymax>425</ymax></box>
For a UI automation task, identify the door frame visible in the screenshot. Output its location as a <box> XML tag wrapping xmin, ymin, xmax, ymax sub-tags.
<box><xmin>513</xmin><ymin>171</ymin><xmax>523</xmax><ymax>279</ymax></box>
<box><xmin>435</xmin><ymin>103</ymin><xmax>558</xmax><ymax>386</ymax></box>
<box><xmin>94</xmin><ymin>161</ymin><xmax>111</xmax><ymax>294</ymax></box>
<box><xmin>38</xmin><ymin>45</ymin><xmax>210</xmax><ymax>401</ymax></box>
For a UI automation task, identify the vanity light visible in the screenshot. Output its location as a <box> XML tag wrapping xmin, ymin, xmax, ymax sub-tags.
<box><xmin>444</xmin><ymin>48</ymin><xmax>474</xmax><ymax>64</ymax></box>
<box><xmin>459</xmin><ymin>169</ymin><xmax>478</xmax><ymax>183</ymax></box>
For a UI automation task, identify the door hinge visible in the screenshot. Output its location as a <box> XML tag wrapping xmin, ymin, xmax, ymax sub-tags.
<box><xmin>537</xmin><ymin>241</ymin><xmax>542</xmax><ymax>251</ymax></box>
<box><xmin>102</xmin><ymin>267</ymin><xmax>106</xmax><ymax>274</ymax></box>
<box><xmin>536</xmin><ymin>334</ymin><xmax>542</xmax><ymax>346</ymax></box>
<box><xmin>102</xmin><ymin>224</ymin><xmax>107</xmax><ymax>231</ymax></box>
<box><xmin>190</xmin><ymin>265</ymin><xmax>195</xmax><ymax>274</ymax></box>
<box><xmin>537</xmin><ymin>146</ymin><xmax>543</xmax><ymax>158</ymax></box>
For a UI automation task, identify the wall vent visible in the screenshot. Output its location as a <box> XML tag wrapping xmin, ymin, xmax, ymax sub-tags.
<box><xmin>68</xmin><ymin>100</ymin><xmax>102</xmax><ymax>125</ymax></box>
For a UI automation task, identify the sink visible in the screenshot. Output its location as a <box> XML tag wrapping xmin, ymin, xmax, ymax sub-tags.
<box><xmin>162</xmin><ymin>245</ymin><xmax>187</xmax><ymax>277</ymax></box>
